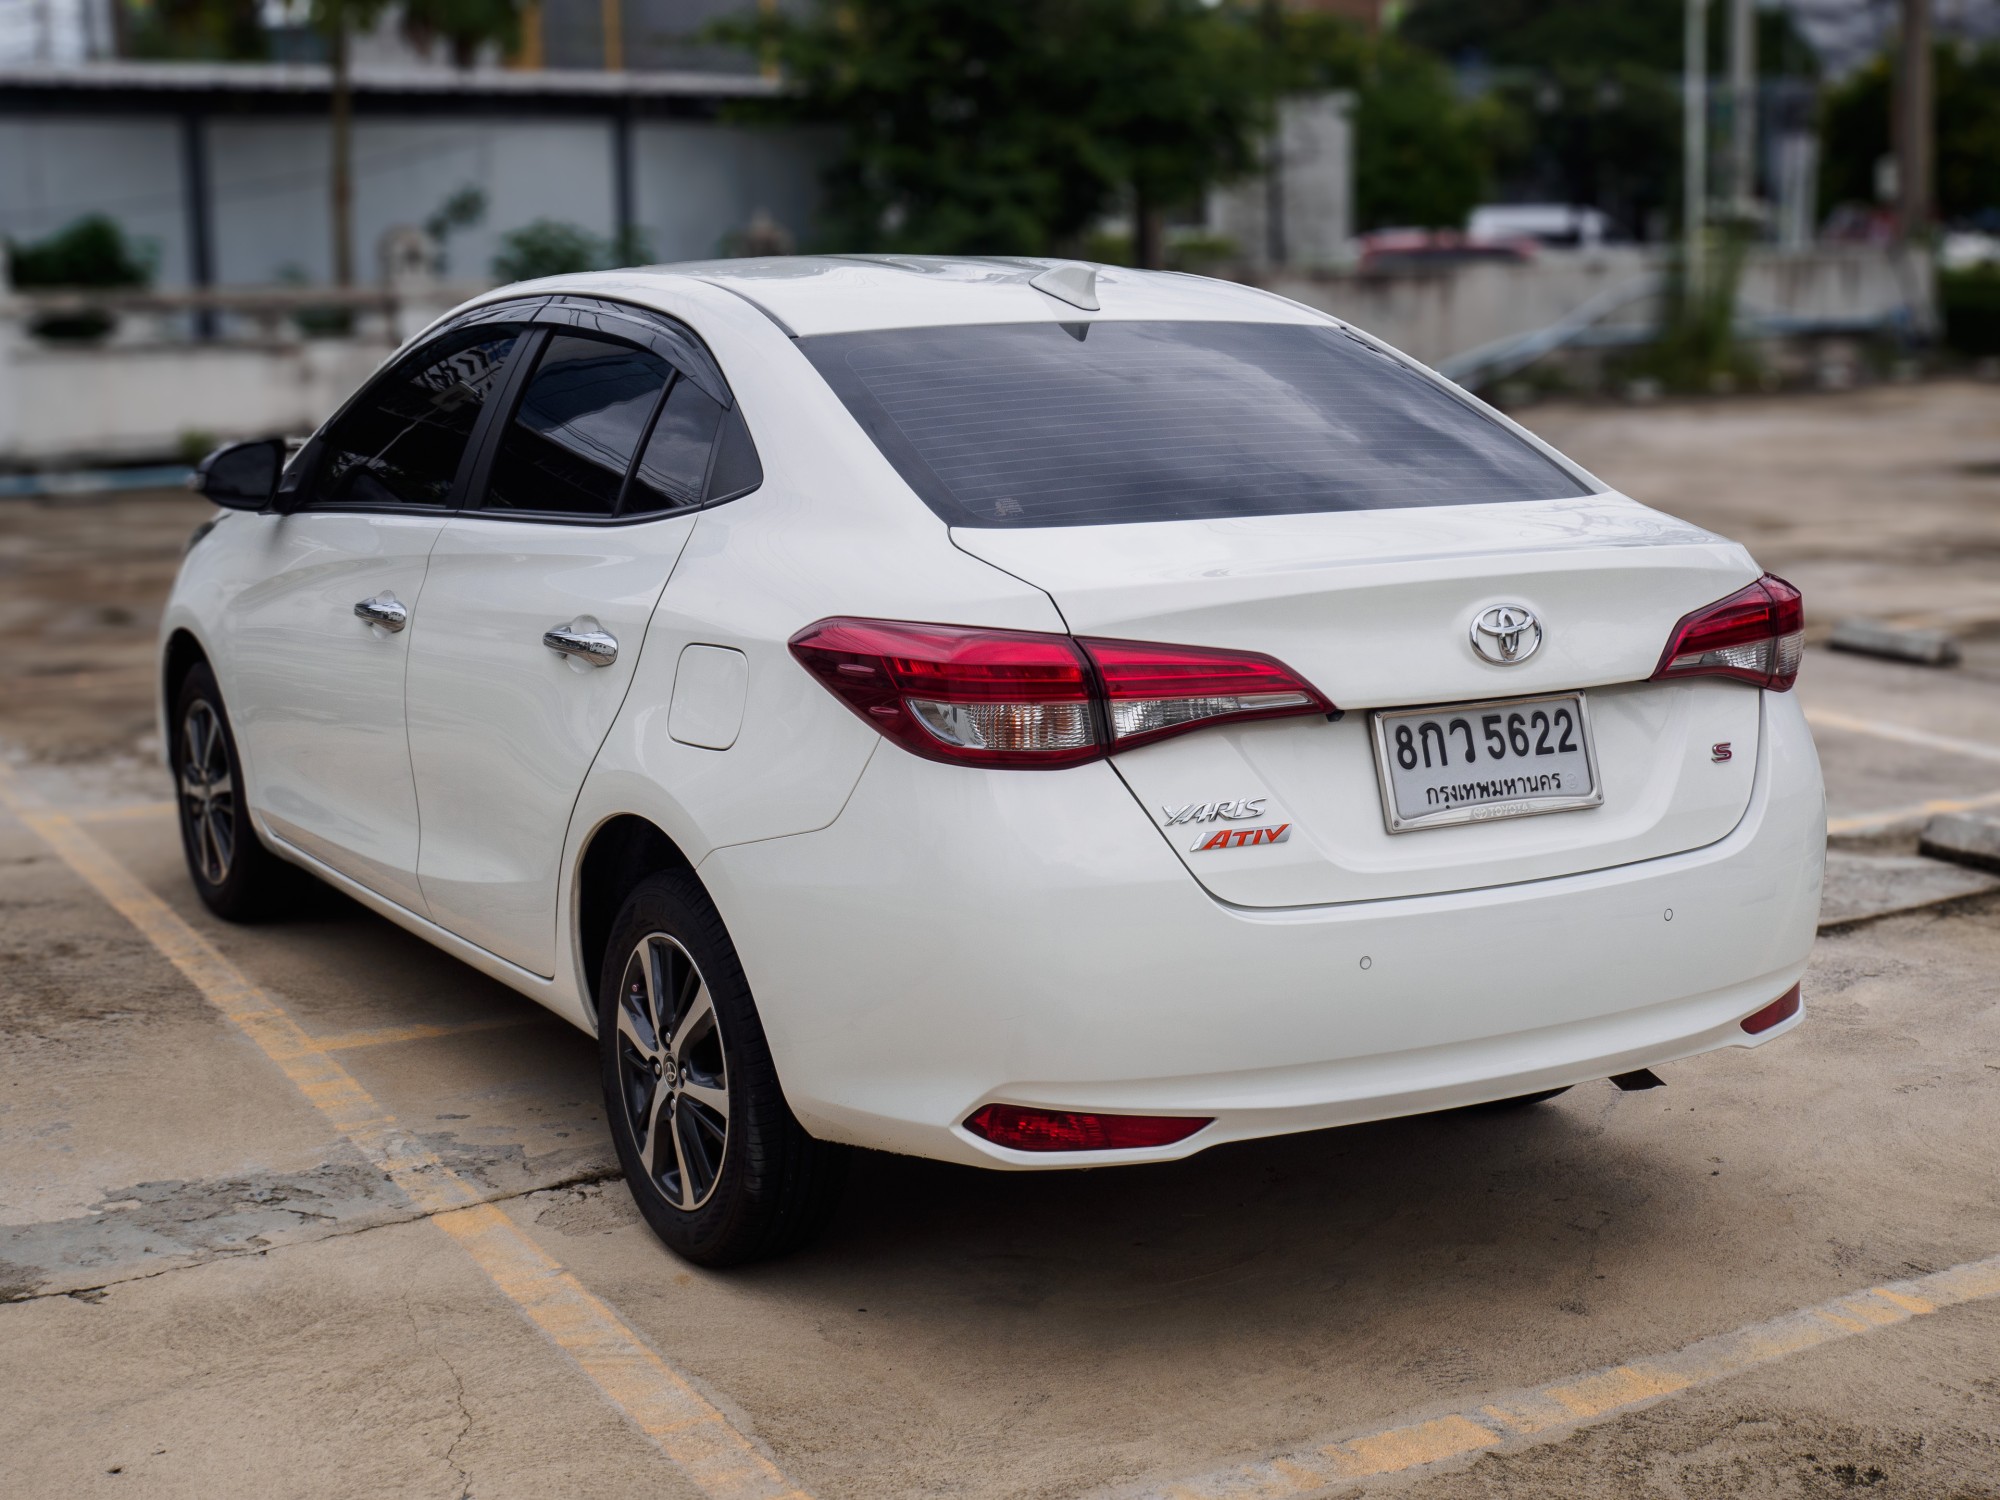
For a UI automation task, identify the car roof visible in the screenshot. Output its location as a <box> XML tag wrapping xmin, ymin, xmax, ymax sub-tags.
<box><xmin>528</xmin><ymin>255</ymin><xmax>1339</xmax><ymax>339</ymax></box>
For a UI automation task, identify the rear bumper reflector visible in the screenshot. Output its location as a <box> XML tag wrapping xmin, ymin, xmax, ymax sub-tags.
<box><xmin>1740</xmin><ymin>983</ymin><xmax>1802</xmax><ymax>1035</ymax></box>
<box><xmin>963</xmin><ymin>1103</ymin><xmax>1212</xmax><ymax>1152</ymax></box>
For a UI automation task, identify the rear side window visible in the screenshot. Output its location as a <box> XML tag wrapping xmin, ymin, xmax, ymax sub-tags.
<box><xmin>799</xmin><ymin>321</ymin><xmax>1589</xmax><ymax>528</ymax></box>
<box><xmin>626</xmin><ymin>375</ymin><xmax>725</xmax><ymax>514</ymax></box>
<box><xmin>316</xmin><ymin>324</ymin><xmax>523</xmax><ymax>508</ymax></box>
<box><xmin>483</xmin><ymin>333</ymin><xmax>675</xmax><ymax>517</ymax></box>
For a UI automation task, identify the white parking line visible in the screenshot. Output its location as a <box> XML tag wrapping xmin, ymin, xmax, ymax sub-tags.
<box><xmin>1806</xmin><ymin>708</ymin><xmax>2000</xmax><ymax>766</ymax></box>
<box><xmin>0</xmin><ymin>765</ymin><xmax>812</xmax><ymax>1500</ymax></box>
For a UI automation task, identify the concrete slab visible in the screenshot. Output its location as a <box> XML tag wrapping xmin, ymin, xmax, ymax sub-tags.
<box><xmin>1819</xmin><ymin>848</ymin><xmax>2000</xmax><ymax>927</ymax></box>
<box><xmin>1827</xmin><ymin>618</ymin><xmax>1961</xmax><ymax>666</ymax></box>
<box><xmin>1919</xmin><ymin>811</ymin><xmax>2000</xmax><ymax>873</ymax></box>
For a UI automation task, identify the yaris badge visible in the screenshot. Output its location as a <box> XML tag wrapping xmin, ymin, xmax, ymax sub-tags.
<box><xmin>1470</xmin><ymin>604</ymin><xmax>1543</xmax><ymax>664</ymax></box>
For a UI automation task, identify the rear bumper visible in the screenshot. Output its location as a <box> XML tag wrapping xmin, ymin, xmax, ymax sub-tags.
<box><xmin>700</xmin><ymin>691</ymin><xmax>1824</xmax><ymax>1168</ymax></box>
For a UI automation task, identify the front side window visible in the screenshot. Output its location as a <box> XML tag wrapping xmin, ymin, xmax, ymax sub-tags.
<box><xmin>798</xmin><ymin>320</ymin><xmax>1591</xmax><ymax>528</ymax></box>
<box><xmin>316</xmin><ymin>324</ymin><xmax>523</xmax><ymax>508</ymax></box>
<box><xmin>482</xmin><ymin>333</ymin><xmax>675</xmax><ymax>517</ymax></box>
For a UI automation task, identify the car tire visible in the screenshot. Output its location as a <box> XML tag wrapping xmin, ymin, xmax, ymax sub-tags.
<box><xmin>170</xmin><ymin>662</ymin><xmax>307</xmax><ymax>922</ymax></box>
<box><xmin>598</xmin><ymin>870</ymin><xmax>848</xmax><ymax>1267</ymax></box>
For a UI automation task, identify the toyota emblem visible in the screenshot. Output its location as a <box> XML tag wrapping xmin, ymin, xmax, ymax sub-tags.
<box><xmin>1470</xmin><ymin>604</ymin><xmax>1543</xmax><ymax>664</ymax></box>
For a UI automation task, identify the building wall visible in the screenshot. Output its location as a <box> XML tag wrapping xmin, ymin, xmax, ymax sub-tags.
<box><xmin>0</xmin><ymin>116</ymin><xmax>192</xmax><ymax>285</ymax></box>
<box><xmin>634</xmin><ymin>120</ymin><xmax>827</xmax><ymax>260</ymax></box>
<box><xmin>1207</xmin><ymin>93</ymin><xmax>1354</xmax><ymax>271</ymax></box>
<box><xmin>206</xmin><ymin>116</ymin><xmax>620</xmax><ymax>285</ymax></box>
<box><xmin>0</xmin><ymin>108</ymin><xmax>826</xmax><ymax>288</ymax></box>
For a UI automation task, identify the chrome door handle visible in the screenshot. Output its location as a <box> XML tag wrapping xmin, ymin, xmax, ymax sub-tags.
<box><xmin>543</xmin><ymin>619</ymin><xmax>618</xmax><ymax>668</ymax></box>
<box><xmin>353</xmin><ymin>594</ymin><xmax>407</xmax><ymax>632</ymax></box>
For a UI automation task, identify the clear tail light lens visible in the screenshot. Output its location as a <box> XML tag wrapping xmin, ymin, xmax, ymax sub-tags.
<box><xmin>1652</xmin><ymin>573</ymin><xmax>1804</xmax><ymax>692</ymax></box>
<box><xmin>789</xmin><ymin>617</ymin><xmax>1332</xmax><ymax>769</ymax></box>
<box><xmin>1083</xmin><ymin>636</ymin><xmax>1331</xmax><ymax>751</ymax></box>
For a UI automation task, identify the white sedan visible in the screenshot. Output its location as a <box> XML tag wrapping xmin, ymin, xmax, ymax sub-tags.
<box><xmin>163</xmin><ymin>257</ymin><xmax>1823</xmax><ymax>1265</ymax></box>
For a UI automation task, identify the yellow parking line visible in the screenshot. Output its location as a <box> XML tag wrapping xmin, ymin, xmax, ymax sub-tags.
<box><xmin>0</xmin><ymin>765</ymin><xmax>810</xmax><ymax>1500</ymax></box>
<box><xmin>314</xmin><ymin>1015</ymin><xmax>549</xmax><ymax>1051</ymax></box>
<box><xmin>73</xmin><ymin>800</ymin><xmax>178</xmax><ymax>823</ymax></box>
<box><xmin>1122</xmin><ymin>1256</ymin><xmax>2000</xmax><ymax>1498</ymax></box>
<box><xmin>1806</xmin><ymin>708</ymin><xmax>2000</xmax><ymax>766</ymax></box>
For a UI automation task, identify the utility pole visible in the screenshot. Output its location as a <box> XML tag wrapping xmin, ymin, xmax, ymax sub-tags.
<box><xmin>1684</xmin><ymin>0</ymin><xmax>1710</xmax><ymax>295</ymax></box>
<box><xmin>601</xmin><ymin>0</ymin><xmax>624</xmax><ymax>70</ymax></box>
<box><xmin>1727</xmin><ymin>0</ymin><xmax>1756</xmax><ymax>216</ymax></box>
<box><xmin>1261</xmin><ymin>0</ymin><xmax>1287</xmax><ymax>270</ymax></box>
<box><xmin>1895</xmin><ymin>0</ymin><xmax>1932</xmax><ymax>241</ymax></box>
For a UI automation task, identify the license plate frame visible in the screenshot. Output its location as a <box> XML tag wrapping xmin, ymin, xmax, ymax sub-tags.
<box><xmin>1369</xmin><ymin>692</ymin><xmax>1605</xmax><ymax>834</ymax></box>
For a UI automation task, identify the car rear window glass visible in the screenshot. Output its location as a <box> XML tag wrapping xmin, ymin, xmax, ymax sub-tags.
<box><xmin>483</xmin><ymin>333</ymin><xmax>674</xmax><ymax>517</ymax></box>
<box><xmin>799</xmin><ymin>321</ymin><xmax>1589</xmax><ymax>528</ymax></box>
<box><xmin>317</xmin><ymin>324</ymin><xmax>523</xmax><ymax>508</ymax></box>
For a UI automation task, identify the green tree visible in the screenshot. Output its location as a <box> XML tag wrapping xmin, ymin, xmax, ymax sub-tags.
<box><xmin>6</xmin><ymin>215</ymin><xmax>154</xmax><ymax>342</ymax></box>
<box><xmin>718</xmin><ymin>0</ymin><xmax>1270</xmax><ymax>266</ymax></box>
<box><xmin>492</xmin><ymin>219</ymin><xmax>654</xmax><ymax>282</ymax></box>
<box><xmin>398</xmin><ymin>0</ymin><xmax>523</xmax><ymax>68</ymax></box>
<box><xmin>124</xmin><ymin>0</ymin><xmax>267</xmax><ymax>60</ymax></box>
<box><xmin>1398</xmin><ymin>0</ymin><xmax>1817</xmax><ymax>237</ymax></box>
<box><xmin>1281</xmin><ymin>17</ymin><xmax>1502</xmax><ymax>231</ymax></box>
<box><xmin>6</xmin><ymin>215</ymin><xmax>154</xmax><ymax>289</ymax></box>
<box><xmin>1819</xmin><ymin>41</ymin><xmax>2000</xmax><ymax>225</ymax></box>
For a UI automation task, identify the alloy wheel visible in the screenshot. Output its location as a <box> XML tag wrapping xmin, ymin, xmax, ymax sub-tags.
<box><xmin>614</xmin><ymin>932</ymin><xmax>731</xmax><ymax>1211</ymax></box>
<box><xmin>178</xmin><ymin>700</ymin><xmax>236</xmax><ymax>887</ymax></box>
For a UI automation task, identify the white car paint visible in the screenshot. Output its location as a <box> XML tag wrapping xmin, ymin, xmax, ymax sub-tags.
<box><xmin>405</xmin><ymin>511</ymin><xmax>696</xmax><ymax>975</ymax></box>
<box><xmin>160</xmin><ymin>256</ymin><xmax>1823</xmax><ymax>1169</ymax></box>
<box><xmin>223</xmin><ymin>510</ymin><xmax>444</xmax><ymax>913</ymax></box>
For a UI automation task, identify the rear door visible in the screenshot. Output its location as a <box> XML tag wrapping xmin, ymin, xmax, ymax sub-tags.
<box><xmin>404</xmin><ymin>301</ymin><xmax>758</xmax><ymax>975</ymax></box>
<box><xmin>227</xmin><ymin>313</ymin><xmax>529</xmax><ymax>911</ymax></box>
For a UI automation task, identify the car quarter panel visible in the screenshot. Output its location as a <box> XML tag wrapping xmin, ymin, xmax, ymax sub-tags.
<box><xmin>697</xmin><ymin>689</ymin><xmax>1824</xmax><ymax>1168</ymax></box>
<box><xmin>557</xmin><ymin>272</ymin><xmax>1076</xmax><ymax>1013</ymax></box>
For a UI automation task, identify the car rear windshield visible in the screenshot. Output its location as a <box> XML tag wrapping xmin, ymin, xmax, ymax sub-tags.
<box><xmin>798</xmin><ymin>320</ymin><xmax>1591</xmax><ymax>528</ymax></box>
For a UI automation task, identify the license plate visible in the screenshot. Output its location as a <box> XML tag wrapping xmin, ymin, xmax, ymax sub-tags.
<box><xmin>1370</xmin><ymin>693</ymin><xmax>1603</xmax><ymax>833</ymax></box>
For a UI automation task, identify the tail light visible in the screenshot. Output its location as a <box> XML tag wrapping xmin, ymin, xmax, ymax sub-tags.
<box><xmin>964</xmin><ymin>1103</ymin><xmax>1211</xmax><ymax>1151</ymax></box>
<box><xmin>789</xmin><ymin>617</ymin><xmax>1331</xmax><ymax>769</ymax></box>
<box><xmin>1652</xmin><ymin>573</ymin><xmax>1804</xmax><ymax>691</ymax></box>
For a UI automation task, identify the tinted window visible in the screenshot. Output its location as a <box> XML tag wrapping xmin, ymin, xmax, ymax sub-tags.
<box><xmin>317</xmin><ymin>325</ymin><xmax>522</xmax><ymax>508</ymax></box>
<box><xmin>706</xmin><ymin>406</ymin><xmax>764</xmax><ymax>503</ymax></box>
<box><xmin>626</xmin><ymin>374</ymin><xmax>724</xmax><ymax>515</ymax></box>
<box><xmin>483</xmin><ymin>333</ymin><xmax>674</xmax><ymax>517</ymax></box>
<box><xmin>800</xmin><ymin>321</ymin><xmax>1590</xmax><ymax>528</ymax></box>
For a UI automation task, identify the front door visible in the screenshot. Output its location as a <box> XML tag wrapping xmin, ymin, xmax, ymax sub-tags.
<box><xmin>228</xmin><ymin>316</ymin><xmax>528</xmax><ymax>910</ymax></box>
<box><xmin>406</xmin><ymin>316</ymin><xmax>742</xmax><ymax>975</ymax></box>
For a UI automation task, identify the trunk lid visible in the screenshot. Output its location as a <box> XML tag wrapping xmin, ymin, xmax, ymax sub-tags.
<box><xmin>952</xmin><ymin>494</ymin><xmax>1767</xmax><ymax>907</ymax></box>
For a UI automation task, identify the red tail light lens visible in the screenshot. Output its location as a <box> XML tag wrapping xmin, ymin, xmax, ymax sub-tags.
<box><xmin>788</xmin><ymin>618</ymin><xmax>1099</xmax><ymax>768</ymax></box>
<box><xmin>963</xmin><ymin>1104</ymin><xmax>1211</xmax><ymax>1152</ymax></box>
<box><xmin>1741</xmin><ymin>983</ymin><xmax>1801</xmax><ymax>1035</ymax></box>
<box><xmin>789</xmin><ymin>617</ymin><xmax>1332</xmax><ymax>769</ymax></box>
<box><xmin>1652</xmin><ymin>573</ymin><xmax>1804</xmax><ymax>691</ymax></box>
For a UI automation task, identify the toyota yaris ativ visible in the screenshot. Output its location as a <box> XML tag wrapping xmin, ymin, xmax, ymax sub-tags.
<box><xmin>163</xmin><ymin>257</ymin><xmax>1823</xmax><ymax>1265</ymax></box>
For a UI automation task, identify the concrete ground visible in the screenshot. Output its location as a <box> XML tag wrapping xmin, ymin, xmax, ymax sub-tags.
<box><xmin>3</xmin><ymin>383</ymin><xmax>1999</xmax><ymax>1499</ymax></box>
